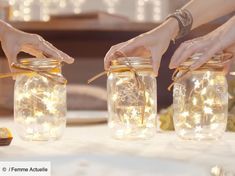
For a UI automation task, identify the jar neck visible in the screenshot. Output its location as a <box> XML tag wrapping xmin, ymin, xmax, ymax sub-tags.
<box><xmin>19</xmin><ymin>58</ymin><xmax>62</xmax><ymax>74</ymax></box>
<box><xmin>111</xmin><ymin>57</ymin><xmax>153</xmax><ymax>71</ymax></box>
<box><xmin>110</xmin><ymin>65</ymin><xmax>153</xmax><ymax>74</ymax></box>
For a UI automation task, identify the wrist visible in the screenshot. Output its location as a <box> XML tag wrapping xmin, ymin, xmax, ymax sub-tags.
<box><xmin>215</xmin><ymin>16</ymin><xmax>235</xmax><ymax>50</ymax></box>
<box><xmin>162</xmin><ymin>18</ymin><xmax>180</xmax><ymax>41</ymax></box>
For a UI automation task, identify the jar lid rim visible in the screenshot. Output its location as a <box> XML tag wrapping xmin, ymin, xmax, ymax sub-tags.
<box><xmin>18</xmin><ymin>58</ymin><xmax>61</xmax><ymax>68</ymax></box>
<box><xmin>181</xmin><ymin>53</ymin><xmax>233</xmax><ymax>67</ymax></box>
<box><xmin>111</xmin><ymin>57</ymin><xmax>152</xmax><ymax>67</ymax></box>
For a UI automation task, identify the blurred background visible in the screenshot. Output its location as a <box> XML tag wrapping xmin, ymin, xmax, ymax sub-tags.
<box><xmin>1</xmin><ymin>0</ymin><xmax>188</xmax><ymax>22</ymax></box>
<box><xmin>0</xmin><ymin>0</ymin><xmax>233</xmax><ymax>115</ymax></box>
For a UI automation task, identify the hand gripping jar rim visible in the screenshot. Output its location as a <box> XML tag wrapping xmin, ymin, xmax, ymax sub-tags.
<box><xmin>180</xmin><ymin>52</ymin><xmax>233</xmax><ymax>70</ymax></box>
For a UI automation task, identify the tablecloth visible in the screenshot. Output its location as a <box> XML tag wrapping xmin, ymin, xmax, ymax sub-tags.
<box><xmin>0</xmin><ymin>118</ymin><xmax>235</xmax><ymax>176</ymax></box>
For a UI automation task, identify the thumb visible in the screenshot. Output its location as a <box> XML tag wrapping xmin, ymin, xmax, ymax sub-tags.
<box><xmin>1</xmin><ymin>43</ymin><xmax>19</xmax><ymax>70</ymax></box>
<box><xmin>5</xmin><ymin>47</ymin><xmax>19</xmax><ymax>74</ymax></box>
<box><xmin>4</xmin><ymin>54</ymin><xmax>18</xmax><ymax>80</ymax></box>
<box><xmin>9</xmin><ymin>54</ymin><xmax>18</xmax><ymax>80</ymax></box>
<box><xmin>150</xmin><ymin>48</ymin><xmax>162</xmax><ymax>77</ymax></box>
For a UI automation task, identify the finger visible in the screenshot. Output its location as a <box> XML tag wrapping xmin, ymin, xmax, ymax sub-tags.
<box><xmin>104</xmin><ymin>42</ymin><xmax>125</xmax><ymax>70</ymax></box>
<box><xmin>104</xmin><ymin>42</ymin><xmax>125</xmax><ymax>60</ymax></box>
<box><xmin>223</xmin><ymin>61</ymin><xmax>232</xmax><ymax>74</ymax></box>
<box><xmin>104</xmin><ymin>49</ymin><xmax>116</xmax><ymax>70</ymax></box>
<box><xmin>104</xmin><ymin>50</ymin><xmax>126</xmax><ymax>68</ymax></box>
<box><xmin>119</xmin><ymin>45</ymin><xmax>151</xmax><ymax>59</ymax></box>
<box><xmin>224</xmin><ymin>45</ymin><xmax>235</xmax><ymax>74</ymax></box>
<box><xmin>104</xmin><ymin>39</ymin><xmax>141</xmax><ymax>69</ymax></box>
<box><xmin>36</xmin><ymin>42</ymin><xmax>63</xmax><ymax>60</ymax></box>
<box><xmin>21</xmin><ymin>45</ymin><xmax>45</xmax><ymax>58</ymax></box>
<box><xmin>44</xmin><ymin>41</ymin><xmax>74</xmax><ymax>64</ymax></box>
<box><xmin>26</xmin><ymin>34</ymin><xmax>74</xmax><ymax>64</ymax></box>
<box><xmin>169</xmin><ymin>41</ymin><xmax>189</xmax><ymax>68</ymax></box>
<box><xmin>170</xmin><ymin>43</ymin><xmax>201</xmax><ymax>69</ymax></box>
<box><xmin>170</xmin><ymin>40</ymin><xmax>201</xmax><ymax>69</ymax></box>
<box><xmin>22</xmin><ymin>35</ymin><xmax>61</xmax><ymax>58</ymax></box>
<box><xmin>117</xmin><ymin>40</ymin><xmax>140</xmax><ymax>57</ymax></box>
<box><xmin>104</xmin><ymin>45</ymin><xmax>148</xmax><ymax>70</ymax></box>
<box><xmin>189</xmin><ymin>51</ymin><xmax>215</xmax><ymax>70</ymax></box>
<box><xmin>22</xmin><ymin>43</ymin><xmax>65</xmax><ymax>64</ymax></box>
<box><xmin>150</xmin><ymin>47</ymin><xmax>162</xmax><ymax>77</ymax></box>
<box><xmin>6</xmin><ymin>46</ymin><xmax>19</xmax><ymax>73</ymax></box>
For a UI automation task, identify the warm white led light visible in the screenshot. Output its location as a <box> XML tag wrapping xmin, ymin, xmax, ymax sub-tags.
<box><xmin>205</xmin><ymin>98</ymin><xmax>214</xmax><ymax>106</ymax></box>
<box><xmin>182</xmin><ymin>111</ymin><xmax>189</xmax><ymax>117</ymax></box>
<box><xmin>136</xmin><ymin>0</ymin><xmax>161</xmax><ymax>22</ymax></box>
<box><xmin>103</xmin><ymin>0</ymin><xmax>119</xmax><ymax>14</ymax></box>
<box><xmin>204</xmin><ymin>106</ymin><xmax>213</xmax><ymax>114</ymax></box>
<box><xmin>192</xmin><ymin>97</ymin><xmax>197</xmax><ymax>105</ymax></box>
<box><xmin>173</xmin><ymin>68</ymin><xmax>227</xmax><ymax>140</ymax></box>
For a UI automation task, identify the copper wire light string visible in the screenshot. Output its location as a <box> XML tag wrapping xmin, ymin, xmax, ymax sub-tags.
<box><xmin>88</xmin><ymin>51</ymin><xmax>149</xmax><ymax>125</ymax></box>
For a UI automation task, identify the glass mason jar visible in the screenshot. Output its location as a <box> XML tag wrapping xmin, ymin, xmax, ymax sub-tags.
<box><xmin>107</xmin><ymin>57</ymin><xmax>157</xmax><ymax>139</ymax></box>
<box><xmin>14</xmin><ymin>58</ymin><xmax>67</xmax><ymax>141</ymax></box>
<box><xmin>173</xmin><ymin>54</ymin><xmax>229</xmax><ymax>140</ymax></box>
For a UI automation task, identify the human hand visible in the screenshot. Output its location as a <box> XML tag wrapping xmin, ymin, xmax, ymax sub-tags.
<box><xmin>169</xmin><ymin>16</ymin><xmax>235</xmax><ymax>70</ymax></box>
<box><xmin>169</xmin><ymin>33</ymin><xmax>224</xmax><ymax>70</ymax></box>
<box><xmin>0</xmin><ymin>22</ymin><xmax>74</xmax><ymax>71</ymax></box>
<box><xmin>104</xmin><ymin>19</ymin><xmax>179</xmax><ymax>76</ymax></box>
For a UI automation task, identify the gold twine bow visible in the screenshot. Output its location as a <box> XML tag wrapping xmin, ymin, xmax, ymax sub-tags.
<box><xmin>167</xmin><ymin>52</ymin><xmax>234</xmax><ymax>91</ymax></box>
<box><xmin>88</xmin><ymin>51</ymin><xmax>147</xmax><ymax>125</ymax></box>
<box><xmin>0</xmin><ymin>62</ymin><xmax>67</xmax><ymax>85</ymax></box>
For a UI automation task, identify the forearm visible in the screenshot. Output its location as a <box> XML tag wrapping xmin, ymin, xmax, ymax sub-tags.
<box><xmin>170</xmin><ymin>15</ymin><xmax>235</xmax><ymax>70</ymax></box>
<box><xmin>215</xmin><ymin>15</ymin><xmax>235</xmax><ymax>49</ymax></box>
<box><xmin>155</xmin><ymin>0</ymin><xmax>235</xmax><ymax>41</ymax></box>
<box><xmin>183</xmin><ymin>0</ymin><xmax>235</xmax><ymax>29</ymax></box>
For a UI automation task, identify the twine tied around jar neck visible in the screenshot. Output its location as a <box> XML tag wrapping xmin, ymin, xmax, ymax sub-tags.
<box><xmin>167</xmin><ymin>52</ymin><xmax>234</xmax><ymax>91</ymax></box>
<box><xmin>0</xmin><ymin>61</ymin><xmax>67</xmax><ymax>85</ymax></box>
<box><xmin>88</xmin><ymin>51</ymin><xmax>149</xmax><ymax>125</ymax></box>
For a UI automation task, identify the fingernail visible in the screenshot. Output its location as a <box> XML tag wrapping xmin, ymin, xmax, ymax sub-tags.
<box><xmin>68</xmin><ymin>57</ymin><xmax>75</xmax><ymax>64</ymax></box>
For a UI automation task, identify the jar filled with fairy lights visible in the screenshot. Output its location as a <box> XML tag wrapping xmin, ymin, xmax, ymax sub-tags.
<box><xmin>173</xmin><ymin>53</ymin><xmax>232</xmax><ymax>140</ymax></box>
<box><xmin>107</xmin><ymin>57</ymin><xmax>157</xmax><ymax>139</ymax></box>
<box><xmin>14</xmin><ymin>58</ymin><xmax>67</xmax><ymax>141</ymax></box>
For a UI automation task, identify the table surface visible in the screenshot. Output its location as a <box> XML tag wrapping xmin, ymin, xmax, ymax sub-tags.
<box><xmin>0</xmin><ymin>118</ymin><xmax>235</xmax><ymax>176</ymax></box>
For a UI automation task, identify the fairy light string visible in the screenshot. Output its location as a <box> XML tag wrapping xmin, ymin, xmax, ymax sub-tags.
<box><xmin>88</xmin><ymin>51</ymin><xmax>149</xmax><ymax>125</ymax></box>
<box><xmin>171</xmin><ymin>52</ymin><xmax>233</xmax><ymax>138</ymax></box>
